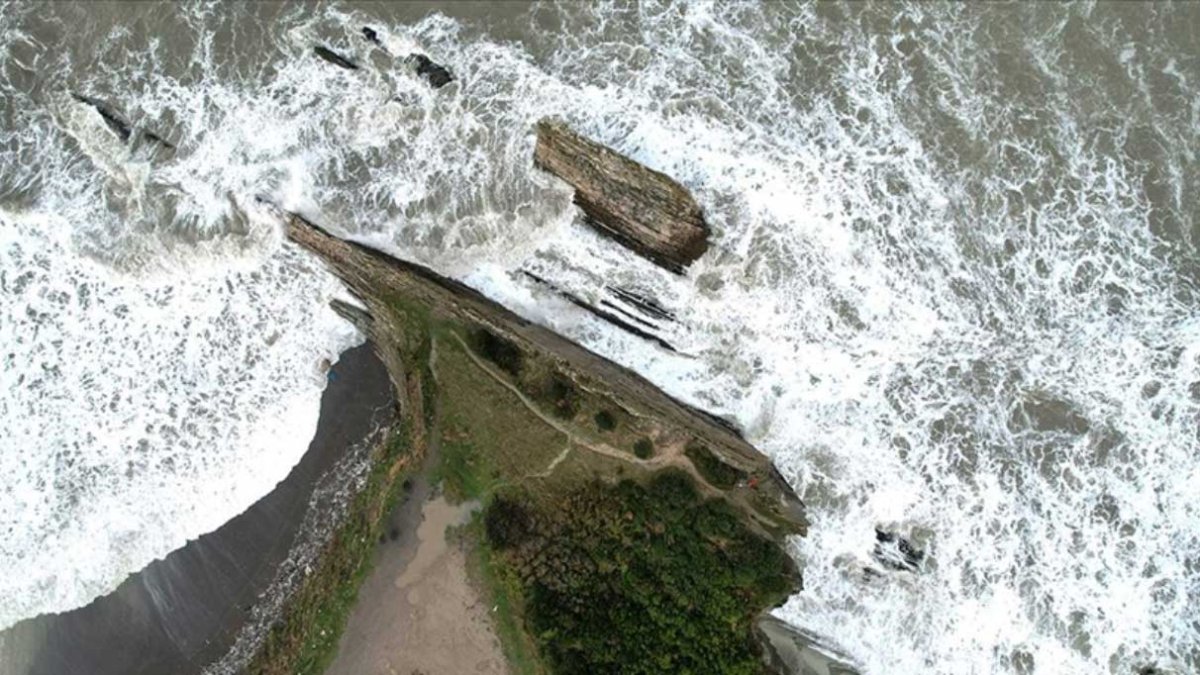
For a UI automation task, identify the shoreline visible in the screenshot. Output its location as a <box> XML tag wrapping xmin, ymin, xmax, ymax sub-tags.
<box><xmin>0</xmin><ymin>343</ymin><xmax>395</xmax><ymax>675</ymax></box>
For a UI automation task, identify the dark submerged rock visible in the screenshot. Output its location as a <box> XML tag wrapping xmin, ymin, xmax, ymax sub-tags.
<box><xmin>140</xmin><ymin>130</ymin><xmax>175</xmax><ymax>150</ymax></box>
<box><xmin>521</xmin><ymin>270</ymin><xmax>679</xmax><ymax>353</ymax></box>
<box><xmin>313</xmin><ymin>45</ymin><xmax>359</xmax><ymax>70</ymax></box>
<box><xmin>361</xmin><ymin>26</ymin><xmax>383</xmax><ymax>48</ymax></box>
<box><xmin>607</xmin><ymin>285</ymin><xmax>677</xmax><ymax>323</ymax></box>
<box><xmin>873</xmin><ymin>528</ymin><xmax>925</xmax><ymax>572</ymax></box>
<box><xmin>408</xmin><ymin>53</ymin><xmax>454</xmax><ymax>88</ymax></box>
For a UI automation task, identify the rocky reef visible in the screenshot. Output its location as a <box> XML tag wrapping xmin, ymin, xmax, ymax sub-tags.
<box><xmin>534</xmin><ymin>119</ymin><xmax>710</xmax><ymax>273</ymax></box>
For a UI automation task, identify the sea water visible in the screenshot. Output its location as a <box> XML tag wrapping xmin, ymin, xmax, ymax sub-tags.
<box><xmin>0</xmin><ymin>2</ymin><xmax>1196</xmax><ymax>672</ymax></box>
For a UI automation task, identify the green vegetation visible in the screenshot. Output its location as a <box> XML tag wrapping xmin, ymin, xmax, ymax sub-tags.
<box><xmin>593</xmin><ymin>409</ymin><xmax>616</xmax><ymax>432</ymax></box>
<box><xmin>436</xmin><ymin>429</ymin><xmax>497</xmax><ymax>503</ymax></box>
<box><xmin>483</xmin><ymin>471</ymin><xmax>798</xmax><ymax>675</ymax></box>
<box><xmin>266</xmin><ymin>222</ymin><xmax>808</xmax><ymax>675</ymax></box>
<box><xmin>435</xmin><ymin>331</ymin><xmax>566</xmax><ymax>505</ymax></box>
<box><xmin>685</xmin><ymin>441</ymin><xmax>747</xmax><ymax>490</ymax></box>
<box><xmin>244</xmin><ymin>283</ymin><xmax>801</xmax><ymax>675</ymax></box>
<box><xmin>435</xmin><ymin>321</ymin><xmax>802</xmax><ymax>674</ymax></box>
<box><xmin>465</xmin><ymin>518</ymin><xmax>546</xmax><ymax>675</ymax></box>
<box><xmin>472</xmin><ymin>327</ymin><xmax>580</xmax><ymax>422</ymax></box>
<box><xmin>475</xmin><ymin>328</ymin><xmax>524</xmax><ymax>377</ymax></box>
<box><xmin>537</xmin><ymin>372</ymin><xmax>579</xmax><ymax>420</ymax></box>
<box><xmin>246</xmin><ymin>426</ymin><xmax>415</xmax><ymax>675</ymax></box>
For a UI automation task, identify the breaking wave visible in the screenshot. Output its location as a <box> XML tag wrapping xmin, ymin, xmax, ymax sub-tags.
<box><xmin>0</xmin><ymin>2</ymin><xmax>1196</xmax><ymax>672</ymax></box>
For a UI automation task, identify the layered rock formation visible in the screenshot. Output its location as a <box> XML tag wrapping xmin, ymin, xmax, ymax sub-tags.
<box><xmin>534</xmin><ymin>119</ymin><xmax>710</xmax><ymax>273</ymax></box>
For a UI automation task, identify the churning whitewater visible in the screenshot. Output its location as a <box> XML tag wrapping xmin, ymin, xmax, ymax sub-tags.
<box><xmin>1</xmin><ymin>2</ymin><xmax>1197</xmax><ymax>673</ymax></box>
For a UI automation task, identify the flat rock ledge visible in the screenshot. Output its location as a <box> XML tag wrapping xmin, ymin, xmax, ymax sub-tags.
<box><xmin>534</xmin><ymin>118</ymin><xmax>710</xmax><ymax>273</ymax></box>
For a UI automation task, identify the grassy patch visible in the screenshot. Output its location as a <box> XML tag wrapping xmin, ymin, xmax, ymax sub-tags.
<box><xmin>437</xmin><ymin>430</ymin><xmax>497</xmax><ymax>503</ymax></box>
<box><xmin>435</xmin><ymin>332</ymin><xmax>567</xmax><ymax>504</ymax></box>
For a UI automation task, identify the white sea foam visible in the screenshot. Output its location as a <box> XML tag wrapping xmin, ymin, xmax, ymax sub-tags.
<box><xmin>322</xmin><ymin>5</ymin><xmax>1197</xmax><ymax>672</ymax></box>
<box><xmin>0</xmin><ymin>5</ymin><xmax>364</xmax><ymax>628</ymax></box>
<box><xmin>1</xmin><ymin>2</ymin><xmax>1196</xmax><ymax>672</ymax></box>
<box><xmin>0</xmin><ymin>204</ymin><xmax>361</xmax><ymax>627</ymax></box>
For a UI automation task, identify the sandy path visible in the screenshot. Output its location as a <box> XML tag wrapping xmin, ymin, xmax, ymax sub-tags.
<box><xmin>327</xmin><ymin>338</ymin><xmax>505</xmax><ymax>675</ymax></box>
<box><xmin>327</xmin><ymin>492</ymin><xmax>504</xmax><ymax>675</ymax></box>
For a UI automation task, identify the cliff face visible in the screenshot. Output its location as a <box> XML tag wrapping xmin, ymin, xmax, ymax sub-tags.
<box><xmin>286</xmin><ymin>214</ymin><xmax>805</xmax><ymax>538</ymax></box>
<box><xmin>533</xmin><ymin>119</ymin><xmax>710</xmax><ymax>273</ymax></box>
<box><xmin>283</xmin><ymin>214</ymin><xmax>810</xmax><ymax>674</ymax></box>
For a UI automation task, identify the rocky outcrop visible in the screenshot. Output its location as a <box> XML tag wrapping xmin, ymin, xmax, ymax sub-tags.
<box><xmin>409</xmin><ymin>54</ymin><xmax>453</xmax><ymax>89</ymax></box>
<box><xmin>872</xmin><ymin>528</ymin><xmax>925</xmax><ymax>573</ymax></box>
<box><xmin>71</xmin><ymin>93</ymin><xmax>175</xmax><ymax>151</ymax></box>
<box><xmin>313</xmin><ymin>45</ymin><xmax>359</xmax><ymax>70</ymax></box>
<box><xmin>284</xmin><ymin>213</ymin><xmax>809</xmax><ymax>674</ymax></box>
<box><xmin>756</xmin><ymin>615</ymin><xmax>861</xmax><ymax>675</ymax></box>
<box><xmin>285</xmin><ymin>214</ymin><xmax>805</xmax><ymax>536</ymax></box>
<box><xmin>361</xmin><ymin>26</ymin><xmax>383</xmax><ymax>48</ymax></box>
<box><xmin>356</xmin><ymin>26</ymin><xmax>453</xmax><ymax>89</ymax></box>
<box><xmin>533</xmin><ymin>119</ymin><xmax>710</xmax><ymax>273</ymax></box>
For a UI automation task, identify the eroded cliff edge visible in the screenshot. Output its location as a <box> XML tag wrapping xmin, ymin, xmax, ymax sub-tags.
<box><xmin>286</xmin><ymin>215</ymin><xmax>805</xmax><ymax>539</ymax></box>
<box><xmin>278</xmin><ymin>213</ymin><xmax>809</xmax><ymax>673</ymax></box>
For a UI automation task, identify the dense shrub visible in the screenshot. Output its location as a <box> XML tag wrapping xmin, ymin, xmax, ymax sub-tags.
<box><xmin>594</xmin><ymin>410</ymin><xmax>616</xmax><ymax>431</ymax></box>
<box><xmin>632</xmin><ymin>437</ymin><xmax>654</xmax><ymax>459</ymax></box>
<box><xmin>475</xmin><ymin>329</ymin><xmax>524</xmax><ymax>377</ymax></box>
<box><xmin>484</xmin><ymin>471</ymin><xmax>797</xmax><ymax>675</ymax></box>
<box><xmin>485</xmin><ymin>494</ymin><xmax>535</xmax><ymax>550</ymax></box>
<box><xmin>544</xmin><ymin>373</ymin><xmax>579</xmax><ymax>420</ymax></box>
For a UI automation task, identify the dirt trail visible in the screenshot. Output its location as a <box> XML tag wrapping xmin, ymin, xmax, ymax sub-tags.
<box><xmin>448</xmin><ymin>331</ymin><xmax>723</xmax><ymax>497</ymax></box>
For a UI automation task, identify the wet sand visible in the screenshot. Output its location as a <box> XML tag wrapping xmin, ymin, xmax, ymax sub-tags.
<box><xmin>0</xmin><ymin>343</ymin><xmax>395</xmax><ymax>675</ymax></box>
<box><xmin>326</xmin><ymin>490</ymin><xmax>505</xmax><ymax>675</ymax></box>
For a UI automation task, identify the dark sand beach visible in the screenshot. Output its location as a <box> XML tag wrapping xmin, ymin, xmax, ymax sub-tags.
<box><xmin>0</xmin><ymin>343</ymin><xmax>395</xmax><ymax>675</ymax></box>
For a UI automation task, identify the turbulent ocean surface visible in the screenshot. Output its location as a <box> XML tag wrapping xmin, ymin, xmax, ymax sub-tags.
<box><xmin>1</xmin><ymin>2</ymin><xmax>1197</xmax><ymax>672</ymax></box>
